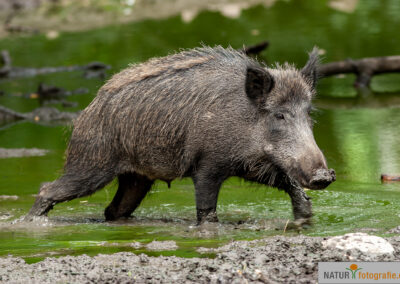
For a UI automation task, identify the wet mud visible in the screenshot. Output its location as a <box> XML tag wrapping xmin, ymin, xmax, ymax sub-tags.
<box><xmin>1</xmin><ymin>234</ymin><xmax>399</xmax><ymax>283</ymax></box>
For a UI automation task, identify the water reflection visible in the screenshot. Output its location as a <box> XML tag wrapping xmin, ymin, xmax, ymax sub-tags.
<box><xmin>315</xmin><ymin>108</ymin><xmax>400</xmax><ymax>183</ymax></box>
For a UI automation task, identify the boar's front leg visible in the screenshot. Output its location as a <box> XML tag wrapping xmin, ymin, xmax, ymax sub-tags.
<box><xmin>285</xmin><ymin>182</ymin><xmax>312</xmax><ymax>221</ymax></box>
<box><xmin>192</xmin><ymin>165</ymin><xmax>226</xmax><ymax>225</ymax></box>
<box><xmin>274</xmin><ymin>174</ymin><xmax>312</xmax><ymax>221</ymax></box>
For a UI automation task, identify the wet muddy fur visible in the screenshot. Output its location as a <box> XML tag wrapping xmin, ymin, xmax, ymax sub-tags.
<box><xmin>28</xmin><ymin>46</ymin><xmax>334</xmax><ymax>224</ymax></box>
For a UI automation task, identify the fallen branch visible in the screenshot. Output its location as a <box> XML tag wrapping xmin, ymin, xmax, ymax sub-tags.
<box><xmin>0</xmin><ymin>105</ymin><xmax>78</xmax><ymax>127</ymax></box>
<box><xmin>0</xmin><ymin>105</ymin><xmax>26</xmax><ymax>124</ymax></box>
<box><xmin>0</xmin><ymin>50</ymin><xmax>111</xmax><ymax>79</ymax></box>
<box><xmin>31</xmin><ymin>83</ymin><xmax>88</xmax><ymax>106</ymax></box>
<box><xmin>319</xmin><ymin>56</ymin><xmax>400</xmax><ymax>88</ymax></box>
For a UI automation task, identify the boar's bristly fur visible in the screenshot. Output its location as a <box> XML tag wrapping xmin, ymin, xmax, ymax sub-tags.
<box><xmin>28</xmin><ymin>46</ymin><xmax>335</xmax><ymax>224</ymax></box>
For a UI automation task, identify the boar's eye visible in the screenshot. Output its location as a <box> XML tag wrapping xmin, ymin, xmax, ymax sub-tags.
<box><xmin>274</xmin><ymin>113</ymin><xmax>285</xmax><ymax>120</ymax></box>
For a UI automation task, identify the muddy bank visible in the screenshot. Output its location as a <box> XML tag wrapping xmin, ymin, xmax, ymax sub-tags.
<box><xmin>1</xmin><ymin>234</ymin><xmax>399</xmax><ymax>283</ymax></box>
<box><xmin>0</xmin><ymin>0</ymin><xmax>278</xmax><ymax>38</ymax></box>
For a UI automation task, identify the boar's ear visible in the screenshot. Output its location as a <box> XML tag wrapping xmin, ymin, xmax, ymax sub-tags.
<box><xmin>301</xmin><ymin>47</ymin><xmax>320</xmax><ymax>89</ymax></box>
<box><xmin>245</xmin><ymin>67</ymin><xmax>274</xmax><ymax>103</ymax></box>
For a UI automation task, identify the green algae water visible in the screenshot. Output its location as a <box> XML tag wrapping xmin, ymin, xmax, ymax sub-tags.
<box><xmin>1</xmin><ymin>0</ymin><xmax>400</xmax><ymax>262</ymax></box>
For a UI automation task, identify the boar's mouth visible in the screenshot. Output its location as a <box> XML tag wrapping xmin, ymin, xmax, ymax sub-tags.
<box><xmin>270</xmin><ymin>165</ymin><xmax>304</xmax><ymax>190</ymax></box>
<box><xmin>247</xmin><ymin>160</ymin><xmax>303</xmax><ymax>190</ymax></box>
<box><xmin>256</xmin><ymin>160</ymin><xmax>335</xmax><ymax>191</ymax></box>
<box><xmin>245</xmin><ymin>158</ymin><xmax>334</xmax><ymax>190</ymax></box>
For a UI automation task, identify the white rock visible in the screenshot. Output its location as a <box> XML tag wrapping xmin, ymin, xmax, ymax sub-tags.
<box><xmin>322</xmin><ymin>232</ymin><xmax>394</xmax><ymax>255</ymax></box>
<box><xmin>146</xmin><ymin>240</ymin><xmax>178</xmax><ymax>251</ymax></box>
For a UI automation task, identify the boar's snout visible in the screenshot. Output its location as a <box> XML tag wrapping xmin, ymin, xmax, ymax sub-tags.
<box><xmin>308</xmin><ymin>168</ymin><xmax>336</xmax><ymax>190</ymax></box>
<box><xmin>292</xmin><ymin>142</ymin><xmax>336</xmax><ymax>190</ymax></box>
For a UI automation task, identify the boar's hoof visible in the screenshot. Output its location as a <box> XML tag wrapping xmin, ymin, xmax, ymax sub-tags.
<box><xmin>285</xmin><ymin>217</ymin><xmax>312</xmax><ymax>231</ymax></box>
<box><xmin>27</xmin><ymin>196</ymin><xmax>54</xmax><ymax>218</ymax></box>
<box><xmin>291</xmin><ymin>218</ymin><xmax>312</xmax><ymax>231</ymax></box>
<box><xmin>196</xmin><ymin>209</ymin><xmax>218</xmax><ymax>225</ymax></box>
<box><xmin>293</xmin><ymin>200</ymin><xmax>313</xmax><ymax>222</ymax></box>
<box><xmin>293</xmin><ymin>208</ymin><xmax>312</xmax><ymax>221</ymax></box>
<box><xmin>104</xmin><ymin>206</ymin><xmax>121</xmax><ymax>221</ymax></box>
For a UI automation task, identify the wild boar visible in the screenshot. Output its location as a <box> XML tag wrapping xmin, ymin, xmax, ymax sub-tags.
<box><xmin>28</xmin><ymin>46</ymin><xmax>335</xmax><ymax>224</ymax></box>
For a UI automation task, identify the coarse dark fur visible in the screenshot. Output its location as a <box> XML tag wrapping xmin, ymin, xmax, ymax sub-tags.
<box><xmin>28</xmin><ymin>46</ymin><xmax>335</xmax><ymax>224</ymax></box>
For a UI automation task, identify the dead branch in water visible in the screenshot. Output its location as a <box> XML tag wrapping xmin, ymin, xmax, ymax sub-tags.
<box><xmin>0</xmin><ymin>50</ymin><xmax>111</xmax><ymax>79</ymax></box>
<box><xmin>319</xmin><ymin>56</ymin><xmax>400</xmax><ymax>88</ymax></box>
<box><xmin>0</xmin><ymin>105</ymin><xmax>26</xmax><ymax>124</ymax></box>
<box><xmin>32</xmin><ymin>83</ymin><xmax>88</xmax><ymax>106</ymax></box>
<box><xmin>0</xmin><ymin>105</ymin><xmax>78</xmax><ymax>127</ymax></box>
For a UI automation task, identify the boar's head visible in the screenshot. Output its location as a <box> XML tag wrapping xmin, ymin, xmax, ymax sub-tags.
<box><xmin>244</xmin><ymin>48</ymin><xmax>336</xmax><ymax>190</ymax></box>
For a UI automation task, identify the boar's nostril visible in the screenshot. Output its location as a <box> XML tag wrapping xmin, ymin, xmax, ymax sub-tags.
<box><xmin>329</xmin><ymin>169</ymin><xmax>336</xmax><ymax>182</ymax></box>
<box><xmin>309</xmin><ymin>168</ymin><xmax>336</xmax><ymax>190</ymax></box>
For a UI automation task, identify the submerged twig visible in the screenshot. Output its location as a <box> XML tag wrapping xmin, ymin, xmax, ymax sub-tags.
<box><xmin>283</xmin><ymin>219</ymin><xmax>290</xmax><ymax>233</ymax></box>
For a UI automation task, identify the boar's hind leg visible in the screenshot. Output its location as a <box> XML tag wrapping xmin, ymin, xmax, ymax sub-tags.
<box><xmin>104</xmin><ymin>173</ymin><xmax>153</xmax><ymax>221</ymax></box>
<box><xmin>28</xmin><ymin>167</ymin><xmax>115</xmax><ymax>217</ymax></box>
<box><xmin>193</xmin><ymin>168</ymin><xmax>226</xmax><ymax>225</ymax></box>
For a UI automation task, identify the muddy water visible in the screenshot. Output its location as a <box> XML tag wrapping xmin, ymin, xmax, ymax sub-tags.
<box><xmin>1</xmin><ymin>0</ymin><xmax>400</xmax><ymax>262</ymax></box>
